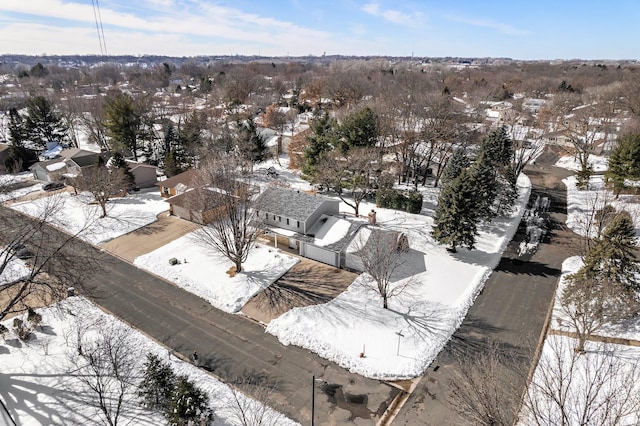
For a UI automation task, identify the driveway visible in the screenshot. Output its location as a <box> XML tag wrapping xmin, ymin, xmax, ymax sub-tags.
<box><xmin>395</xmin><ymin>150</ymin><xmax>580</xmax><ymax>425</ymax></box>
<box><xmin>241</xmin><ymin>257</ymin><xmax>359</xmax><ymax>323</ymax></box>
<box><xmin>101</xmin><ymin>211</ymin><xmax>199</xmax><ymax>262</ymax></box>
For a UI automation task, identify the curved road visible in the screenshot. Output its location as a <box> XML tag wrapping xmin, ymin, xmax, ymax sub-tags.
<box><xmin>0</xmin><ymin>206</ymin><xmax>397</xmax><ymax>425</ymax></box>
<box><xmin>395</xmin><ymin>156</ymin><xmax>579</xmax><ymax>425</ymax></box>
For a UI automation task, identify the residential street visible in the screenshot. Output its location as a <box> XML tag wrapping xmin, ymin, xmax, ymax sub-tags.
<box><xmin>0</xmin><ymin>204</ymin><xmax>397</xmax><ymax>425</ymax></box>
<box><xmin>395</xmin><ymin>154</ymin><xmax>580</xmax><ymax>425</ymax></box>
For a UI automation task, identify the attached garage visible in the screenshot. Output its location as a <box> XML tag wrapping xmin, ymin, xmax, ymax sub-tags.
<box><xmin>301</xmin><ymin>243</ymin><xmax>339</xmax><ymax>267</ymax></box>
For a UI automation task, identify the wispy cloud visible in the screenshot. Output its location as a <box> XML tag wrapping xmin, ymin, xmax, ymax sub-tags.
<box><xmin>361</xmin><ymin>2</ymin><xmax>425</xmax><ymax>28</ymax></box>
<box><xmin>446</xmin><ymin>14</ymin><xmax>529</xmax><ymax>36</ymax></box>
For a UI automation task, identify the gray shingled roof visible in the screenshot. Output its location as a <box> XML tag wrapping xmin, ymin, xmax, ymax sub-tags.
<box><xmin>257</xmin><ymin>187</ymin><xmax>333</xmax><ymax>221</ymax></box>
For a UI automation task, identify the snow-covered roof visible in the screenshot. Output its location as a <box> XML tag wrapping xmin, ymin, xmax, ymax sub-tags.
<box><xmin>45</xmin><ymin>161</ymin><xmax>66</xmax><ymax>172</ymax></box>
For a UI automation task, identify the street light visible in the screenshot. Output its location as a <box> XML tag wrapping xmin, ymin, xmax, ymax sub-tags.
<box><xmin>396</xmin><ymin>330</ymin><xmax>404</xmax><ymax>356</ymax></box>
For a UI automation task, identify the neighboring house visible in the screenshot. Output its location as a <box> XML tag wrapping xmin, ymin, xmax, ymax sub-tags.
<box><xmin>156</xmin><ymin>169</ymin><xmax>198</xmax><ymax>198</ymax></box>
<box><xmin>344</xmin><ymin>226</ymin><xmax>410</xmax><ymax>272</ymax></box>
<box><xmin>257</xmin><ymin>187</ymin><xmax>358</xmax><ymax>267</ymax></box>
<box><xmin>126</xmin><ymin>161</ymin><xmax>157</xmax><ymax>188</ymax></box>
<box><xmin>29</xmin><ymin>148</ymin><xmax>105</xmax><ymax>182</ymax></box>
<box><xmin>164</xmin><ymin>187</ymin><xmax>226</xmax><ymax>225</ymax></box>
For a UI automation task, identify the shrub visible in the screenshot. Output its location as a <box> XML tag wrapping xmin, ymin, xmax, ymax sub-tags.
<box><xmin>376</xmin><ymin>189</ymin><xmax>423</xmax><ymax>214</ymax></box>
<box><xmin>27</xmin><ymin>307</ymin><xmax>42</xmax><ymax>328</ymax></box>
<box><xmin>12</xmin><ymin>318</ymin><xmax>31</xmax><ymax>341</ymax></box>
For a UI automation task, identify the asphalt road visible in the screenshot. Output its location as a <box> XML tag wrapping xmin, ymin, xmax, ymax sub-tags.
<box><xmin>0</xmin><ymin>205</ymin><xmax>397</xmax><ymax>425</ymax></box>
<box><xmin>394</xmin><ymin>160</ymin><xmax>579</xmax><ymax>425</ymax></box>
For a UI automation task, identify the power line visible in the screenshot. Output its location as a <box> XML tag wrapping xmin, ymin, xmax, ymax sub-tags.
<box><xmin>92</xmin><ymin>0</ymin><xmax>108</xmax><ymax>56</ymax></box>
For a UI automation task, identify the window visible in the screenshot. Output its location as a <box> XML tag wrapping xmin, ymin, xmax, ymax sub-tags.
<box><xmin>286</xmin><ymin>218</ymin><xmax>290</xmax><ymax>225</ymax></box>
<box><xmin>163</xmin><ymin>187</ymin><xmax>170</xmax><ymax>195</ymax></box>
<box><xmin>273</xmin><ymin>215</ymin><xmax>276</xmax><ymax>220</ymax></box>
<box><xmin>297</xmin><ymin>221</ymin><xmax>300</xmax><ymax>228</ymax></box>
<box><xmin>278</xmin><ymin>216</ymin><xmax>281</xmax><ymax>222</ymax></box>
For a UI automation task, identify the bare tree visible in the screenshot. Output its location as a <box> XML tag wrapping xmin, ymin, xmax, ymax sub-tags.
<box><xmin>77</xmin><ymin>165</ymin><xmax>128</xmax><ymax>218</ymax></box>
<box><xmin>66</xmin><ymin>316</ymin><xmax>142</xmax><ymax>426</ymax></box>
<box><xmin>449</xmin><ymin>343</ymin><xmax>523</xmax><ymax>426</ymax></box>
<box><xmin>521</xmin><ymin>336</ymin><xmax>640</xmax><ymax>426</ymax></box>
<box><xmin>225</xmin><ymin>377</ymin><xmax>283</xmax><ymax>426</ymax></box>
<box><xmin>192</xmin><ymin>154</ymin><xmax>262</xmax><ymax>273</ymax></box>
<box><xmin>315</xmin><ymin>147</ymin><xmax>385</xmax><ymax>216</ymax></box>
<box><xmin>349</xmin><ymin>226</ymin><xmax>412</xmax><ymax>309</ymax></box>
<box><xmin>0</xmin><ymin>195</ymin><xmax>100</xmax><ymax>320</ymax></box>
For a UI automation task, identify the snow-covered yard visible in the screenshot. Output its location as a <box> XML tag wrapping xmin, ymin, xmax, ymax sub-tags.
<box><xmin>134</xmin><ymin>235</ymin><xmax>299</xmax><ymax>313</ymax></box>
<box><xmin>0</xmin><ymin>297</ymin><xmax>298</xmax><ymax>425</ymax></box>
<box><xmin>10</xmin><ymin>188</ymin><xmax>169</xmax><ymax>245</ymax></box>
<box><xmin>264</xmin><ymin>174</ymin><xmax>531</xmax><ymax>379</ymax></box>
<box><xmin>0</xmin><ymin>173</ymin><xmax>43</xmax><ymax>202</ymax></box>
<box><xmin>555</xmin><ymin>154</ymin><xmax>609</xmax><ymax>173</ymax></box>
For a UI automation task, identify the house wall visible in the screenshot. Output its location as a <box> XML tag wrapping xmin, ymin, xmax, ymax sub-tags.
<box><xmin>261</xmin><ymin>212</ymin><xmax>304</xmax><ymax>233</ymax></box>
<box><xmin>172</xmin><ymin>204</ymin><xmax>203</xmax><ymax>224</ymax></box>
<box><xmin>159</xmin><ymin>186</ymin><xmax>177</xmax><ymax>198</ymax></box>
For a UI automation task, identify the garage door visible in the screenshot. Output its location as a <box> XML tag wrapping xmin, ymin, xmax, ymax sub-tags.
<box><xmin>303</xmin><ymin>243</ymin><xmax>338</xmax><ymax>267</ymax></box>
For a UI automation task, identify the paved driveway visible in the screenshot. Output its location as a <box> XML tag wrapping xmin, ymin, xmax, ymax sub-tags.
<box><xmin>101</xmin><ymin>211</ymin><xmax>199</xmax><ymax>262</ymax></box>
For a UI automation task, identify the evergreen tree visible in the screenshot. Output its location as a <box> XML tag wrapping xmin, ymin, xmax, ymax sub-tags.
<box><xmin>469</xmin><ymin>151</ymin><xmax>498</xmax><ymax>222</ymax></box>
<box><xmin>575</xmin><ymin>163</ymin><xmax>593</xmax><ymax>190</ymax></box>
<box><xmin>495</xmin><ymin>165</ymin><xmax>519</xmax><ymax>216</ymax></box>
<box><xmin>581</xmin><ymin>210</ymin><xmax>639</xmax><ymax>290</ymax></box>
<box><xmin>7</xmin><ymin>107</ymin><xmax>28</xmax><ymax>146</ymax></box>
<box><xmin>302</xmin><ymin>112</ymin><xmax>337</xmax><ymax>178</ymax></box>
<box><xmin>110</xmin><ymin>152</ymin><xmax>136</xmax><ymax>189</ymax></box>
<box><xmin>337</xmin><ymin>107</ymin><xmax>378</xmax><ymax>153</ymax></box>
<box><xmin>605</xmin><ymin>133</ymin><xmax>640</xmax><ymax>197</ymax></box>
<box><xmin>165</xmin><ymin>375</ymin><xmax>211</xmax><ymax>426</ymax></box>
<box><xmin>482</xmin><ymin>126</ymin><xmax>512</xmax><ymax>169</ymax></box>
<box><xmin>24</xmin><ymin>96</ymin><xmax>69</xmax><ymax>149</ymax></box>
<box><xmin>441</xmin><ymin>148</ymin><xmax>470</xmax><ymax>187</ymax></box>
<box><xmin>104</xmin><ymin>92</ymin><xmax>144</xmax><ymax>160</ymax></box>
<box><xmin>138</xmin><ymin>353</ymin><xmax>176</xmax><ymax>411</ymax></box>
<box><xmin>238</xmin><ymin>119</ymin><xmax>268</xmax><ymax>164</ymax></box>
<box><xmin>431</xmin><ymin>168</ymin><xmax>480</xmax><ymax>252</ymax></box>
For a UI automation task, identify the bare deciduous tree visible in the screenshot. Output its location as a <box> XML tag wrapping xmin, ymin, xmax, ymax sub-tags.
<box><xmin>521</xmin><ymin>336</ymin><xmax>640</xmax><ymax>426</ymax></box>
<box><xmin>449</xmin><ymin>343</ymin><xmax>523</xmax><ymax>426</ymax></box>
<box><xmin>192</xmin><ymin>154</ymin><xmax>262</xmax><ymax>273</ymax></box>
<box><xmin>225</xmin><ymin>377</ymin><xmax>283</xmax><ymax>426</ymax></box>
<box><xmin>0</xmin><ymin>194</ymin><xmax>100</xmax><ymax>320</ymax></box>
<box><xmin>66</xmin><ymin>317</ymin><xmax>142</xmax><ymax>426</ymax></box>
<box><xmin>349</xmin><ymin>227</ymin><xmax>412</xmax><ymax>309</ymax></box>
<box><xmin>77</xmin><ymin>165</ymin><xmax>128</xmax><ymax>218</ymax></box>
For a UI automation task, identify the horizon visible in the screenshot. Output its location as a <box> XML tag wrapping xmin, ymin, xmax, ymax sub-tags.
<box><xmin>0</xmin><ymin>1</ymin><xmax>637</xmax><ymax>61</ymax></box>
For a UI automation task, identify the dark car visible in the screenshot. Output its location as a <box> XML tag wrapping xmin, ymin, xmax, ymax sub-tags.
<box><xmin>43</xmin><ymin>181</ymin><xmax>65</xmax><ymax>191</ymax></box>
<box><xmin>8</xmin><ymin>242</ymin><xmax>34</xmax><ymax>260</ymax></box>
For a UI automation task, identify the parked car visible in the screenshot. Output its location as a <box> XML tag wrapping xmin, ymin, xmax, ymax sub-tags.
<box><xmin>8</xmin><ymin>242</ymin><xmax>34</xmax><ymax>259</ymax></box>
<box><xmin>43</xmin><ymin>181</ymin><xmax>65</xmax><ymax>191</ymax></box>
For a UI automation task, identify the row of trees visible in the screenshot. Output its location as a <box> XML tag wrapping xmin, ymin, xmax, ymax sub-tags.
<box><xmin>431</xmin><ymin>127</ymin><xmax>518</xmax><ymax>252</ymax></box>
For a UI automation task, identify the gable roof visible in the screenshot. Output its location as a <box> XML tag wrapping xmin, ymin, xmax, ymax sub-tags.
<box><xmin>257</xmin><ymin>187</ymin><xmax>335</xmax><ymax>221</ymax></box>
<box><xmin>166</xmin><ymin>187</ymin><xmax>225</xmax><ymax>211</ymax></box>
<box><xmin>156</xmin><ymin>169</ymin><xmax>198</xmax><ymax>189</ymax></box>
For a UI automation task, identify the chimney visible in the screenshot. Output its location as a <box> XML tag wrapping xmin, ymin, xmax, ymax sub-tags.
<box><xmin>368</xmin><ymin>209</ymin><xmax>377</xmax><ymax>225</ymax></box>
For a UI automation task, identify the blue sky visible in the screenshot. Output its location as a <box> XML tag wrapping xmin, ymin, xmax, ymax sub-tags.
<box><xmin>0</xmin><ymin>0</ymin><xmax>637</xmax><ymax>59</ymax></box>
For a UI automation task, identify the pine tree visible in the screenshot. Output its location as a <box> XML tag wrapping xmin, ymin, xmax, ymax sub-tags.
<box><xmin>104</xmin><ymin>92</ymin><xmax>144</xmax><ymax>160</ymax></box>
<box><xmin>440</xmin><ymin>148</ymin><xmax>470</xmax><ymax>187</ymax></box>
<box><xmin>581</xmin><ymin>210</ymin><xmax>639</xmax><ymax>290</ymax></box>
<box><xmin>24</xmin><ymin>96</ymin><xmax>69</xmax><ymax>149</ymax></box>
<box><xmin>469</xmin><ymin>151</ymin><xmax>498</xmax><ymax>222</ymax></box>
<box><xmin>238</xmin><ymin>119</ymin><xmax>268</xmax><ymax>164</ymax></box>
<box><xmin>302</xmin><ymin>112</ymin><xmax>337</xmax><ymax>178</ymax></box>
<box><xmin>138</xmin><ymin>353</ymin><xmax>176</xmax><ymax>411</ymax></box>
<box><xmin>110</xmin><ymin>152</ymin><xmax>136</xmax><ymax>189</ymax></box>
<box><xmin>337</xmin><ymin>107</ymin><xmax>378</xmax><ymax>153</ymax></box>
<box><xmin>481</xmin><ymin>126</ymin><xmax>512</xmax><ymax>168</ymax></box>
<box><xmin>432</xmin><ymin>168</ymin><xmax>480</xmax><ymax>252</ymax></box>
<box><xmin>165</xmin><ymin>375</ymin><xmax>211</xmax><ymax>426</ymax></box>
<box><xmin>605</xmin><ymin>133</ymin><xmax>640</xmax><ymax>197</ymax></box>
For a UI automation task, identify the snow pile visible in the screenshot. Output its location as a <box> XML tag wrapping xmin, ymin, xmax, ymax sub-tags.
<box><xmin>0</xmin><ymin>297</ymin><xmax>298</xmax><ymax>426</ymax></box>
<box><xmin>134</xmin><ymin>235</ymin><xmax>299</xmax><ymax>313</ymax></box>
<box><xmin>266</xmin><ymin>174</ymin><xmax>531</xmax><ymax>379</ymax></box>
<box><xmin>10</xmin><ymin>189</ymin><xmax>169</xmax><ymax>245</ymax></box>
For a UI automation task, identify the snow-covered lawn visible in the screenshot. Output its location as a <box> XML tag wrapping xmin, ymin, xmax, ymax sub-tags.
<box><xmin>0</xmin><ymin>297</ymin><xmax>298</xmax><ymax>426</ymax></box>
<box><xmin>134</xmin><ymin>235</ymin><xmax>299</xmax><ymax>313</ymax></box>
<box><xmin>0</xmin><ymin>173</ymin><xmax>42</xmax><ymax>202</ymax></box>
<box><xmin>10</xmin><ymin>188</ymin><xmax>169</xmax><ymax>245</ymax></box>
<box><xmin>564</xmin><ymin>175</ymin><xmax>640</xmax><ymax>239</ymax></box>
<box><xmin>555</xmin><ymin>154</ymin><xmax>608</xmax><ymax>173</ymax></box>
<box><xmin>266</xmin><ymin>175</ymin><xmax>531</xmax><ymax>380</ymax></box>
